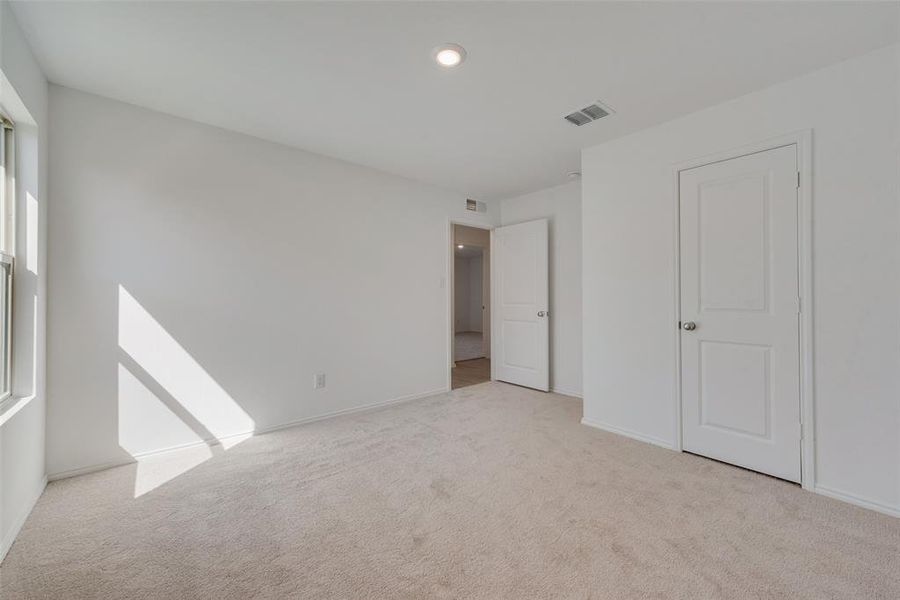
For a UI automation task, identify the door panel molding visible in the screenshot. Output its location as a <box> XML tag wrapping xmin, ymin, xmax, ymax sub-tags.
<box><xmin>672</xmin><ymin>130</ymin><xmax>814</xmax><ymax>488</ymax></box>
<box><xmin>699</xmin><ymin>340</ymin><xmax>772</xmax><ymax>440</ymax></box>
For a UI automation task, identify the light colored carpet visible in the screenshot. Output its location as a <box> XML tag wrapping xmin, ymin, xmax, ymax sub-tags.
<box><xmin>2</xmin><ymin>382</ymin><xmax>898</xmax><ymax>599</ymax></box>
<box><xmin>454</xmin><ymin>331</ymin><xmax>483</xmax><ymax>361</ymax></box>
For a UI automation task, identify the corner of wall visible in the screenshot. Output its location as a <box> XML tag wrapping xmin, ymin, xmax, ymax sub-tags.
<box><xmin>0</xmin><ymin>0</ymin><xmax>50</xmax><ymax>564</ymax></box>
<box><xmin>0</xmin><ymin>473</ymin><xmax>46</xmax><ymax>563</ymax></box>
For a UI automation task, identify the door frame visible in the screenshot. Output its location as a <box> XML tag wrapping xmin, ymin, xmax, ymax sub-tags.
<box><xmin>671</xmin><ymin>130</ymin><xmax>815</xmax><ymax>489</ymax></box>
<box><xmin>446</xmin><ymin>218</ymin><xmax>494</xmax><ymax>391</ymax></box>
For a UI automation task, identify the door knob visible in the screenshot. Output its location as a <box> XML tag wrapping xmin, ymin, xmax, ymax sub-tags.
<box><xmin>682</xmin><ymin>321</ymin><xmax>697</xmax><ymax>331</ymax></box>
<box><xmin>537</xmin><ymin>311</ymin><xmax>547</xmax><ymax>317</ymax></box>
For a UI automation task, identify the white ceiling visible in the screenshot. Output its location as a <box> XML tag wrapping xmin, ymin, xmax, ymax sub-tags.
<box><xmin>10</xmin><ymin>1</ymin><xmax>900</xmax><ymax>200</ymax></box>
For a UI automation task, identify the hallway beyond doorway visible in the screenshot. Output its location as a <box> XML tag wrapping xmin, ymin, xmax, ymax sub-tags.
<box><xmin>452</xmin><ymin>358</ymin><xmax>490</xmax><ymax>389</ymax></box>
<box><xmin>454</xmin><ymin>331</ymin><xmax>483</xmax><ymax>362</ymax></box>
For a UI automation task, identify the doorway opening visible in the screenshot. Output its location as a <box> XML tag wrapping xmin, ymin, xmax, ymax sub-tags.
<box><xmin>451</xmin><ymin>223</ymin><xmax>490</xmax><ymax>389</ymax></box>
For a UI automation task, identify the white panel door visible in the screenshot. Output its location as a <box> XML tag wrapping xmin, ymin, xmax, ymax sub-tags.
<box><xmin>492</xmin><ymin>219</ymin><xmax>549</xmax><ymax>391</ymax></box>
<box><xmin>680</xmin><ymin>145</ymin><xmax>801</xmax><ymax>482</ymax></box>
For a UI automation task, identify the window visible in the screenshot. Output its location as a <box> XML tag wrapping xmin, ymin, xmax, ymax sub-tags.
<box><xmin>0</xmin><ymin>113</ymin><xmax>14</xmax><ymax>401</ymax></box>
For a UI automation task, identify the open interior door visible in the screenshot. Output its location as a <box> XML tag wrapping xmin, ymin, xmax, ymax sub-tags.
<box><xmin>492</xmin><ymin>219</ymin><xmax>549</xmax><ymax>391</ymax></box>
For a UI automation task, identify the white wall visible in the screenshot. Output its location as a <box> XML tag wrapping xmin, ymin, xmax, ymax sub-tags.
<box><xmin>500</xmin><ymin>181</ymin><xmax>582</xmax><ymax>397</ymax></box>
<box><xmin>453</xmin><ymin>254</ymin><xmax>483</xmax><ymax>333</ymax></box>
<box><xmin>466</xmin><ymin>256</ymin><xmax>482</xmax><ymax>332</ymax></box>
<box><xmin>0</xmin><ymin>1</ymin><xmax>48</xmax><ymax>561</ymax></box>
<box><xmin>47</xmin><ymin>85</ymin><xmax>498</xmax><ymax>478</ymax></box>
<box><xmin>582</xmin><ymin>45</ymin><xmax>900</xmax><ymax>515</ymax></box>
<box><xmin>454</xmin><ymin>256</ymin><xmax>471</xmax><ymax>333</ymax></box>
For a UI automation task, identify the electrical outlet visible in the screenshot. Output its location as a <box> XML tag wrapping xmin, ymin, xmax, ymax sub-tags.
<box><xmin>313</xmin><ymin>372</ymin><xmax>326</xmax><ymax>390</ymax></box>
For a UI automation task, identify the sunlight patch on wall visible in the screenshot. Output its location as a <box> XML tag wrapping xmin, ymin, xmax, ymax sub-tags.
<box><xmin>118</xmin><ymin>363</ymin><xmax>205</xmax><ymax>456</ymax></box>
<box><xmin>119</xmin><ymin>363</ymin><xmax>213</xmax><ymax>497</ymax></box>
<box><xmin>118</xmin><ymin>285</ymin><xmax>254</xmax><ymax>441</ymax></box>
<box><xmin>117</xmin><ymin>285</ymin><xmax>255</xmax><ymax>495</ymax></box>
<box><xmin>25</xmin><ymin>191</ymin><xmax>37</xmax><ymax>274</ymax></box>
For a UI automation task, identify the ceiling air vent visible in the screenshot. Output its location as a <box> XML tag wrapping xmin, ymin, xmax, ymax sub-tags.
<box><xmin>564</xmin><ymin>111</ymin><xmax>591</xmax><ymax>126</ymax></box>
<box><xmin>564</xmin><ymin>101</ymin><xmax>614</xmax><ymax>126</ymax></box>
<box><xmin>581</xmin><ymin>104</ymin><xmax>609</xmax><ymax>120</ymax></box>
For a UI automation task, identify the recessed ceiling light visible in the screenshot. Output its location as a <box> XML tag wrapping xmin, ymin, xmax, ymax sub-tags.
<box><xmin>433</xmin><ymin>43</ymin><xmax>467</xmax><ymax>68</ymax></box>
<box><xmin>457</xmin><ymin>245</ymin><xmax>464</xmax><ymax>249</ymax></box>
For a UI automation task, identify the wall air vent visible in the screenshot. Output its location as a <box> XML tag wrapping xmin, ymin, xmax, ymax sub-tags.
<box><xmin>564</xmin><ymin>101</ymin><xmax>614</xmax><ymax>126</ymax></box>
<box><xmin>466</xmin><ymin>198</ymin><xmax>486</xmax><ymax>213</ymax></box>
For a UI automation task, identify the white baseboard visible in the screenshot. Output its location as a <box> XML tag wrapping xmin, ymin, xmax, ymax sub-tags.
<box><xmin>49</xmin><ymin>387</ymin><xmax>447</xmax><ymax>482</ymax></box>
<box><xmin>253</xmin><ymin>387</ymin><xmax>446</xmax><ymax>436</ymax></box>
<box><xmin>0</xmin><ymin>475</ymin><xmax>47</xmax><ymax>563</ymax></box>
<box><xmin>580</xmin><ymin>417</ymin><xmax>675</xmax><ymax>450</ymax></box>
<box><xmin>580</xmin><ymin>419</ymin><xmax>899</xmax><ymax>519</ymax></box>
<box><xmin>551</xmin><ymin>387</ymin><xmax>582</xmax><ymax>399</ymax></box>
<box><xmin>814</xmin><ymin>485</ymin><xmax>900</xmax><ymax>519</ymax></box>
<box><xmin>48</xmin><ymin>459</ymin><xmax>136</xmax><ymax>482</ymax></box>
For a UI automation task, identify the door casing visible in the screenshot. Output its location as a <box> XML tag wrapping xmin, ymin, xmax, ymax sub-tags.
<box><xmin>672</xmin><ymin>130</ymin><xmax>815</xmax><ymax>490</ymax></box>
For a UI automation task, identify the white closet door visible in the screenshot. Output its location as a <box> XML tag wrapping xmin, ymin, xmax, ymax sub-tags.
<box><xmin>680</xmin><ymin>144</ymin><xmax>801</xmax><ymax>482</ymax></box>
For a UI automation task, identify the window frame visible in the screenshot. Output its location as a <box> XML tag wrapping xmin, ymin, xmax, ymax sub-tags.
<box><xmin>0</xmin><ymin>111</ymin><xmax>15</xmax><ymax>402</ymax></box>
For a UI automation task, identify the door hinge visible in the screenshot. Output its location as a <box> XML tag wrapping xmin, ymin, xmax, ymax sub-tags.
<box><xmin>796</xmin><ymin>171</ymin><xmax>801</xmax><ymax>189</ymax></box>
<box><xmin>797</xmin><ymin>296</ymin><xmax>802</xmax><ymax>313</ymax></box>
